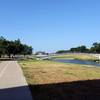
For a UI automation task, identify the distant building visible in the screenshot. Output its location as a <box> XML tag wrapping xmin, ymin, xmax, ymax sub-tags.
<box><xmin>35</xmin><ymin>51</ymin><xmax>51</xmax><ymax>60</ymax></box>
<box><xmin>35</xmin><ymin>51</ymin><xmax>49</xmax><ymax>55</ymax></box>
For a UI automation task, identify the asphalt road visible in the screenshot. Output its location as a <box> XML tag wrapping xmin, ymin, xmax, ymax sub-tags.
<box><xmin>0</xmin><ymin>61</ymin><xmax>33</xmax><ymax>100</ymax></box>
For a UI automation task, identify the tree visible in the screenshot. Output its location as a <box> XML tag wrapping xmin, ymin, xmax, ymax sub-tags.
<box><xmin>70</xmin><ymin>45</ymin><xmax>89</xmax><ymax>53</ymax></box>
<box><xmin>21</xmin><ymin>45</ymin><xmax>33</xmax><ymax>56</ymax></box>
<box><xmin>90</xmin><ymin>42</ymin><xmax>100</xmax><ymax>53</ymax></box>
<box><xmin>79</xmin><ymin>46</ymin><xmax>89</xmax><ymax>53</ymax></box>
<box><xmin>0</xmin><ymin>36</ymin><xmax>33</xmax><ymax>58</ymax></box>
<box><xmin>0</xmin><ymin>36</ymin><xmax>7</xmax><ymax>57</ymax></box>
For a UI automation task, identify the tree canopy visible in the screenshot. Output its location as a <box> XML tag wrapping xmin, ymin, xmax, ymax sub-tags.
<box><xmin>0</xmin><ymin>36</ymin><xmax>33</xmax><ymax>58</ymax></box>
<box><xmin>90</xmin><ymin>42</ymin><xmax>100</xmax><ymax>53</ymax></box>
<box><xmin>70</xmin><ymin>45</ymin><xmax>89</xmax><ymax>53</ymax></box>
<box><xmin>56</xmin><ymin>43</ymin><xmax>100</xmax><ymax>54</ymax></box>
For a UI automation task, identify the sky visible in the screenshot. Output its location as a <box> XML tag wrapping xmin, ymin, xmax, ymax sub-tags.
<box><xmin>0</xmin><ymin>0</ymin><xmax>100</xmax><ymax>53</ymax></box>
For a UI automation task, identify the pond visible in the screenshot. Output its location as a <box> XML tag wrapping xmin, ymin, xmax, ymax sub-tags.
<box><xmin>53</xmin><ymin>59</ymin><xmax>100</xmax><ymax>67</ymax></box>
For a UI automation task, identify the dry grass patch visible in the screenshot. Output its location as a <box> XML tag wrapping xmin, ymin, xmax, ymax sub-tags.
<box><xmin>53</xmin><ymin>53</ymin><xmax>97</xmax><ymax>61</ymax></box>
<box><xmin>19</xmin><ymin>60</ymin><xmax>100</xmax><ymax>100</ymax></box>
<box><xmin>19</xmin><ymin>60</ymin><xmax>100</xmax><ymax>85</ymax></box>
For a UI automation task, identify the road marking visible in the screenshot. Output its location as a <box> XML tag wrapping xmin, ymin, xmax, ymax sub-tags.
<box><xmin>0</xmin><ymin>62</ymin><xmax>10</xmax><ymax>78</ymax></box>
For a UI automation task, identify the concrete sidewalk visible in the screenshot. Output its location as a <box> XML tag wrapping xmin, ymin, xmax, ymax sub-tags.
<box><xmin>0</xmin><ymin>61</ymin><xmax>33</xmax><ymax>100</ymax></box>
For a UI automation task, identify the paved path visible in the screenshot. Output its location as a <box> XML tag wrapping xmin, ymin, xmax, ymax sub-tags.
<box><xmin>0</xmin><ymin>61</ymin><xmax>33</xmax><ymax>100</ymax></box>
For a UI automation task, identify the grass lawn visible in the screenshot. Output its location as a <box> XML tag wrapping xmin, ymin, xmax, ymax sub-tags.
<box><xmin>19</xmin><ymin>58</ymin><xmax>100</xmax><ymax>100</ymax></box>
<box><xmin>52</xmin><ymin>53</ymin><xmax>98</xmax><ymax>61</ymax></box>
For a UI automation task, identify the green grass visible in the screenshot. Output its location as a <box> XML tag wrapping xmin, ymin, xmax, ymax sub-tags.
<box><xmin>52</xmin><ymin>53</ymin><xmax>98</xmax><ymax>61</ymax></box>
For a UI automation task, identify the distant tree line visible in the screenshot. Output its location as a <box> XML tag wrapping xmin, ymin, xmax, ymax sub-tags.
<box><xmin>0</xmin><ymin>36</ymin><xmax>33</xmax><ymax>58</ymax></box>
<box><xmin>56</xmin><ymin>43</ymin><xmax>100</xmax><ymax>54</ymax></box>
<box><xmin>70</xmin><ymin>45</ymin><xmax>89</xmax><ymax>53</ymax></box>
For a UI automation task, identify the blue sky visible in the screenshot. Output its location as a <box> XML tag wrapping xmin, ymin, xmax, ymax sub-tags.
<box><xmin>0</xmin><ymin>0</ymin><xmax>100</xmax><ymax>52</ymax></box>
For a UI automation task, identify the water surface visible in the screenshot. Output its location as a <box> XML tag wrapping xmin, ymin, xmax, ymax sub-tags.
<box><xmin>53</xmin><ymin>59</ymin><xmax>100</xmax><ymax>67</ymax></box>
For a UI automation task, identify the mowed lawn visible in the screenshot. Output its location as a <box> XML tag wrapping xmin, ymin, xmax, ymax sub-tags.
<box><xmin>19</xmin><ymin>58</ymin><xmax>100</xmax><ymax>100</ymax></box>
